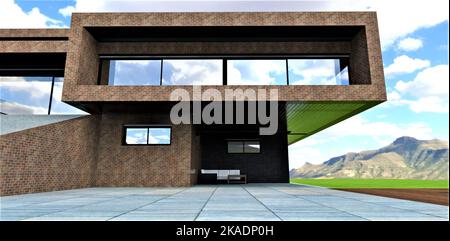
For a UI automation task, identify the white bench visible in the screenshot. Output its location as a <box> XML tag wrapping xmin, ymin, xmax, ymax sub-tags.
<box><xmin>201</xmin><ymin>169</ymin><xmax>241</xmax><ymax>180</ymax></box>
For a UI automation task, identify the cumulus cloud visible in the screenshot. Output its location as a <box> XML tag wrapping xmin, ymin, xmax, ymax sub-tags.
<box><xmin>397</xmin><ymin>37</ymin><xmax>424</xmax><ymax>51</ymax></box>
<box><xmin>395</xmin><ymin>65</ymin><xmax>449</xmax><ymax>98</ymax></box>
<box><xmin>0</xmin><ymin>0</ymin><xmax>65</xmax><ymax>28</ymax></box>
<box><xmin>384</xmin><ymin>55</ymin><xmax>430</xmax><ymax>76</ymax></box>
<box><xmin>58</xmin><ymin>6</ymin><xmax>76</xmax><ymax>18</ymax></box>
<box><xmin>389</xmin><ymin>65</ymin><xmax>449</xmax><ymax>113</ymax></box>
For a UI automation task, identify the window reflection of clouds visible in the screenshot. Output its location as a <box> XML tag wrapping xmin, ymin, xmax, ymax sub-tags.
<box><xmin>148</xmin><ymin>128</ymin><xmax>171</xmax><ymax>144</ymax></box>
<box><xmin>50</xmin><ymin>78</ymin><xmax>88</xmax><ymax>115</ymax></box>
<box><xmin>0</xmin><ymin>76</ymin><xmax>88</xmax><ymax>115</ymax></box>
<box><xmin>0</xmin><ymin>76</ymin><xmax>52</xmax><ymax>114</ymax></box>
<box><xmin>227</xmin><ymin>60</ymin><xmax>287</xmax><ymax>85</ymax></box>
<box><xmin>109</xmin><ymin>60</ymin><xmax>161</xmax><ymax>86</ymax></box>
<box><xmin>162</xmin><ymin>60</ymin><xmax>222</xmax><ymax>85</ymax></box>
<box><xmin>125</xmin><ymin>128</ymin><xmax>148</xmax><ymax>144</ymax></box>
<box><xmin>288</xmin><ymin>59</ymin><xmax>349</xmax><ymax>85</ymax></box>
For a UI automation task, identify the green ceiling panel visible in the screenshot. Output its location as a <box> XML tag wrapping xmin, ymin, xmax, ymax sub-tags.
<box><xmin>287</xmin><ymin>101</ymin><xmax>380</xmax><ymax>145</ymax></box>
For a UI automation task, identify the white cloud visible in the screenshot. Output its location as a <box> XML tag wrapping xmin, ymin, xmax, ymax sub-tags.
<box><xmin>366</xmin><ymin>0</ymin><xmax>448</xmax><ymax>49</ymax></box>
<box><xmin>397</xmin><ymin>37</ymin><xmax>423</xmax><ymax>51</ymax></box>
<box><xmin>395</xmin><ymin>65</ymin><xmax>449</xmax><ymax>98</ymax></box>
<box><xmin>0</xmin><ymin>0</ymin><xmax>65</xmax><ymax>28</ymax></box>
<box><xmin>384</xmin><ymin>55</ymin><xmax>430</xmax><ymax>76</ymax></box>
<box><xmin>407</xmin><ymin>96</ymin><xmax>449</xmax><ymax>113</ymax></box>
<box><xmin>58</xmin><ymin>6</ymin><xmax>76</xmax><ymax>18</ymax></box>
<box><xmin>390</xmin><ymin>65</ymin><xmax>449</xmax><ymax>113</ymax></box>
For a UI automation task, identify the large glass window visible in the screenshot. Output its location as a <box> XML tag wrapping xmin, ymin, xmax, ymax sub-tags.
<box><xmin>288</xmin><ymin>59</ymin><xmax>349</xmax><ymax>85</ymax></box>
<box><xmin>123</xmin><ymin>126</ymin><xmax>171</xmax><ymax>145</ymax></box>
<box><xmin>102</xmin><ymin>57</ymin><xmax>350</xmax><ymax>86</ymax></box>
<box><xmin>227</xmin><ymin>60</ymin><xmax>287</xmax><ymax>85</ymax></box>
<box><xmin>0</xmin><ymin>76</ymin><xmax>87</xmax><ymax>115</ymax></box>
<box><xmin>108</xmin><ymin>60</ymin><xmax>161</xmax><ymax>86</ymax></box>
<box><xmin>162</xmin><ymin>59</ymin><xmax>222</xmax><ymax>85</ymax></box>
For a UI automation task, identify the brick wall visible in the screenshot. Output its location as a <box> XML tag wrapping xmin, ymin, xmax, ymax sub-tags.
<box><xmin>0</xmin><ymin>116</ymin><xmax>100</xmax><ymax>196</ymax></box>
<box><xmin>0</xmin><ymin>113</ymin><xmax>200</xmax><ymax>196</ymax></box>
<box><xmin>94</xmin><ymin>113</ymin><xmax>196</xmax><ymax>187</ymax></box>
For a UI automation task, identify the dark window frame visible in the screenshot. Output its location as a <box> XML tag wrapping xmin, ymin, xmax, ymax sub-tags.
<box><xmin>122</xmin><ymin>125</ymin><xmax>172</xmax><ymax>146</ymax></box>
<box><xmin>226</xmin><ymin>139</ymin><xmax>261</xmax><ymax>154</ymax></box>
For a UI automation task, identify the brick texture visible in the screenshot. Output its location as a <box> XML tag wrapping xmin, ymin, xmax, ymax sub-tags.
<box><xmin>0</xmin><ymin>116</ymin><xmax>100</xmax><ymax>196</ymax></box>
<box><xmin>61</xmin><ymin>12</ymin><xmax>386</xmax><ymax>103</ymax></box>
<box><xmin>94</xmin><ymin>113</ymin><xmax>196</xmax><ymax>187</ymax></box>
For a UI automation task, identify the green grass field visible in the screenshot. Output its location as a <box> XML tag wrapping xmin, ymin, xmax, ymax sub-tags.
<box><xmin>290</xmin><ymin>178</ymin><xmax>449</xmax><ymax>188</ymax></box>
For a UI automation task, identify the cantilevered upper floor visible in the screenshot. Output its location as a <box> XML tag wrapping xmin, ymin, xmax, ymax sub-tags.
<box><xmin>0</xmin><ymin>12</ymin><xmax>386</xmax><ymax>144</ymax></box>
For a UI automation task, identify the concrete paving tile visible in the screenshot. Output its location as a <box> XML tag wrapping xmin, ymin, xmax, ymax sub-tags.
<box><xmin>196</xmin><ymin>210</ymin><xmax>281</xmax><ymax>221</ymax></box>
<box><xmin>2</xmin><ymin>184</ymin><xmax>449</xmax><ymax>221</ymax></box>
<box><xmin>417</xmin><ymin>210</ymin><xmax>449</xmax><ymax>218</ymax></box>
<box><xmin>111</xmin><ymin>212</ymin><xmax>197</xmax><ymax>221</ymax></box>
<box><xmin>23</xmin><ymin>216</ymin><xmax>110</xmax><ymax>221</ymax></box>
<box><xmin>42</xmin><ymin>210</ymin><xmax>124</xmax><ymax>217</ymax></box>
<box><xmin>0</xmin><ymin>216</ymin><xmax>30</xmax><ymax>221</ymax></box>
<box><xmin>366</xmin><ymin>216</ymin><xmax>448</xmax><ymax>221</ymax></box>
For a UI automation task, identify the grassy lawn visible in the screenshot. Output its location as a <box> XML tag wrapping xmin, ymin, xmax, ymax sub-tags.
<box><xmin>290</xmin><ymin>178</ymin><xmax>449</xmax><ymax>189</ymax></box>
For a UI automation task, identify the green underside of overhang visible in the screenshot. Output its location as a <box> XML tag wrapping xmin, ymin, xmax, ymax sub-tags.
<box><xmin>287</xmin><ymin>101</ymin><xmax>381</xmax><ymax>145</ymax></box>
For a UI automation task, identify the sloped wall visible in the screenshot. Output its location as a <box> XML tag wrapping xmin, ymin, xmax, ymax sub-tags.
<box><xmin>0</xmin><ymin>115</ymin><xmax>100</xmax><ymax>196</ymax></box>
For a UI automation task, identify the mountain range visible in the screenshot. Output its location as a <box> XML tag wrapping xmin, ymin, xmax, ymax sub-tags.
<box><xmin>290</xmin><ymin>136</ymin><xmax>449</xmax><ymax>180</ymax></box>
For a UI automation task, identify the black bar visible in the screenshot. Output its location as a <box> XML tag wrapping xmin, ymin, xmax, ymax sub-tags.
<box><xmin>99</xmin><ymin>54</ymin><xmax>350</xmax><ymax>59</ymax></box>
<box><xmin>97</xmin><ymin>59</ymin><xmax>103</xmax><ymax>85</ymax></box>
<box><xmin>223</xmin><ymin>59</ymin><xmax>227</xmax><ymax>85</ymax></box>
<box><xmin>285</xmin><ymin>59</ymin><xmax>289</xmax><ymax>85</ymax></box>
<box><xmin>47</xmin><ymin>76</ymin><xmax>55</xmax><ymax>115</ymax></box>
<box><xmin>160</xmin><ymin>59</ymin><xmax>164</xmax><ymax>85</ymax></box>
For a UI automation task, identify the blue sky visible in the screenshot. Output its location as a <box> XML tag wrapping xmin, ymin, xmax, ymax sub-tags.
<box><xmin>0</xmin><ymin>0</ymin><xmax>448</xmax><ymax>168</ymax></box>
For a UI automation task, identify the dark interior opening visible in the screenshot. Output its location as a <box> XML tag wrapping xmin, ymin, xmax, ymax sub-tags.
<box><xmin>0</xmin><ymin>53</ymin><xmax>66</xmax><ymax>76</ymax></box>
<box><xmin>86</xmin><ymin>26</ymin><xmax>364</xmax><ymax>42</ymax></box>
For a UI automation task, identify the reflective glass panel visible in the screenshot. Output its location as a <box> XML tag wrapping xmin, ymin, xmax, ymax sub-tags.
<box><xmin>50</xmin><ymin>77</ymin><xmax>88</xmax><ymax>115</ymax></box>
<box><xmin>108</xmin><ymin>60</ymin><xmax>161</xmax><ymax>86</ymax></box>
<box><xmin>227</xmin><ymin>60</ymin><xmax>287</xmax><ymax>85</ymax></box>
<box><xmin>0</xmin><ymin>76</ymin><xmax>52</xmax><ymax>114</ymax></box>
<box><xmin>244</xmin><ymin>141</ymin><xmax>260</xmax><ymax>153</ymax></box>
<box><xmin>148</xmin><ymin>128</ymin><xmax>171</xmax><ymax>144</ymax></box>
<box><xmin>125</xmin><ymin>128</ymin><xmax>148</xmax><ymax>144</ymax></box>
<box><xmin>162</xmin><ymin>59</ymin><xmax>222</xmax><ymax>85</ymax></box>
<box><xmin>288</xmin><ymin>59</ymin><xmax>349</xmax><ymax>85</ymax></box>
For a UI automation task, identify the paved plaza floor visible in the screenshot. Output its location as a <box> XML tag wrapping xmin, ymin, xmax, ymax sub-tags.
<box><xmin>1</xmin><ymin>184</ymin><xmax>448</xmax><ymax>221</ymax></box>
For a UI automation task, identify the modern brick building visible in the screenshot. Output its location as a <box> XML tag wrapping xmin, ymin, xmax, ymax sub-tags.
<box><xmin>0</xmin><ymin>12</ymin><xmax>386</xmax><ymax>196</ymax></box>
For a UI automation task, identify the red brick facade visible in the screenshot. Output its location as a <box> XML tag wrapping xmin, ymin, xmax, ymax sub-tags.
<box><xmin>0</xmin><ymin>115</ymin><xmax>199</xmax><ymax>196</ymax></box>
<box><xmin>0</xmin><ymin>116</ymin><xmax>99</xmax><ymax>196</ymax></box>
